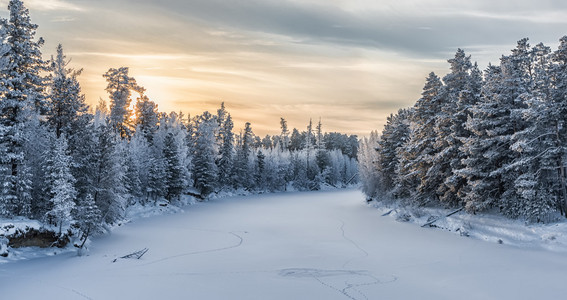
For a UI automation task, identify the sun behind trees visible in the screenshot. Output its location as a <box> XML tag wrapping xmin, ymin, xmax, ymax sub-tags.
<box><xmin>0</xmin><ymin>0</ymin><xmax>358</xmax><ymax>250</ymax></box>
<box><xmin>359</xmin><ymin>37</ymin><xmax>567</xmax><ymax>223</ymax></box>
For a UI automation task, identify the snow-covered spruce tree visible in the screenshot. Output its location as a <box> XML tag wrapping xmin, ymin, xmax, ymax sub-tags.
<box><xmin>163</xmin><ymin>132</ymin><xmax>185</xmax><ymax>202</ymax></box>
<box><xmin>460</xmin><ymin>64</ymin><xmax>511</xmax><ymax>213</ymax></box>
<box><xmin>45</xmin><ymin>135</ymin><xmax>76</xmax><ymax>235</ymax></box>
<box><xmin>73</xmin><ymin>194</ymin><xmax>101</xmax><ymax>251</ymax></box>
<box><xmin>496</xmin><ymin>39</ymin><xmax>541</xmax><ymax>217</ymax></box>
<box><xmin>289</xmin><ymin>128</ymin><xmax>303</xmax><ymax>151</ymax></box>
<box><xmin>255</xmin><ymin>150</ymin><xmax>266</xmax><ymax>191</ymax></box>
<box><xmin>233</xmin><ymin>122</ymin><xmax>254</xmax><ymax>190</ymax></box>
<box><xmin>428</xmin><ymin>49</ymin><xmax>478</xmax><ymax>207</ymax></box>
<box><xmin>303</xmin><ymin>119</ymin><xmax>320</xmax><ymax>189</ymax></box>
<box><xmin>47</xmin><ymin>44</ymin><xmax>88</xmax><ymax>139</ymax></box>
<box><xmin>217</xmin><ymin>113</ymin><xmax>234</xmax><ymax>190</ymax></box>
<box><xmin>396</xmin><ymin>72</ymin><xmax>443</xmax><ymax>204</ymax></box>
<box><xmin>67</xmin><ymin>112</ymin><xmax>97</xmax><ymax>207</ymax></box>
<box><xmin>134</xmin><ymin>94</ymin><xmax>159</xmax><ymax>144</ymax></box>
<box><xmin>192</xmin><ymin>111</ymin><xmax>218</xmax><ymax>197</ymax></box>
<box><xmin>0</xmin><ymin>0</ymin><xmax>46</xmax><ymax>217</ymax></box>
<box><xmin>147</xmin><ymin>152</ymin><xmax>167</xmax><ymax>201</ymax></box>
<box><xmin>503</xmin><ymin>39</ymin><xmax>567</xmax><ymax>221</ymax></box>
<box><xmin>128</xmin><ymin>129</ymin><xmax>153</xmax><ymax>203</ymax></box>
<box><xmin>91</xmin><ymin>114</ymin><xmax>127</xmax><ymax>224</ymax></box>
<box><xmin>21</xmin><ymin>116</ymin><xmax>52</xmax><ymax>218</ymax></box>
<box><xmin>508</xmin><ymin>93</ymin><xmax>557</xmax><ymax>221</ymax></box>
<box><xmin>124</xmin><ymin>145</ymin><xmax>142</xmax><ymax>202</ymax></box>
<box><xmin>103</xmin><ymin>67</ymin><xmax>144</xmax><ymax>139</ymax></box>
<box><xmin>378</xmin><ymin>108</ymin><xmax>410</xmax><ymax>193</ymax></box>
<box><xmin>261</xmin><ymin>135</ymin><xmax>273</xmax><ymax>149</ymax></box>
<box><xmin>280</xmin><ymin>117</ymin><xmax>290</xmax><ymax>150</ymax></box>
<box><xmin>291</xmin><ymin>152</ymin><xmax>310</xmax><ymax>191</ymax></box>
<box><xmin>549</xmin><ymin>36</ymin><xmax>567</xmax><ymax>216</ymax></box>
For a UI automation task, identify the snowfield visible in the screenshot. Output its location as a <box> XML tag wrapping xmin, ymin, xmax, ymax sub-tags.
<box><xmin>2</xmin><ymin>189</ymin><xmax>567</xmax><ymax>300</ymax></box>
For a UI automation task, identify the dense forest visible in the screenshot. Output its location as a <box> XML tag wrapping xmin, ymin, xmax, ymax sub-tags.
<box><xmin>359</xmin><ymin>37</ymin><xmax>567</xmax><ymax>223</ymax></box>
<box><xmin>0</xmin><ymin>0</ymin><xmax>358</xmax><ymax>245</ymax></box>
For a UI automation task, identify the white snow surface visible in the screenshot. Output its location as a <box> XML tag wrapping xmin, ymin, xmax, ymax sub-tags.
<box><xmin>1</xmin><ymin>189</ymin><xmax>567</xmax><ymax>300</ymax></box>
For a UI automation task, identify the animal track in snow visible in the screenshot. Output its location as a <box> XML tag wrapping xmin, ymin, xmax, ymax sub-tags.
<box><xmin>279</xmin><ymin>268</ymin><xmax>396</xmax><ymax>300</ymax></box>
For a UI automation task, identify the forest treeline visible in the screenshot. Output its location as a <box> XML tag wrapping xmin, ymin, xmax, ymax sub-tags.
<box><xmin>0</xmin><ymin>0</ymin><xmax>358</xmax><ymax>244</ymax></box>
<box><xmin>359</xmin><ymin>36</ymin><xmax>567</xmax><ymax>222</ymax></box>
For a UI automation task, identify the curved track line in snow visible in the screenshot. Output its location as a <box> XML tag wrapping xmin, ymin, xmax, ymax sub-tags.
<box><xmin>339</xmin><ymin>220</ymin><xmax>369</xmax><ymax>269</ymax></box>
<box><xmin>137</xmin><ymin>230</ymin><xmax>244</xmax><ymax>267</ymax></box>
<box><xmin>279</xmin><ymin>268</ymin><xmax>396</xmax><ymax>300</ymax></box>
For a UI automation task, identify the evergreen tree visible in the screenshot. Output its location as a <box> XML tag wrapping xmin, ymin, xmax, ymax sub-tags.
<box><xmin>255</xmin><ymin>150</ymin><xmax>266</xmax><ymax>190</ymax></box>
<box><xmin>92</xmin><ymin>117</ymin><xmax>127</xmax><ymax>224</ymax></box>
<box><xmin>378</xmin><ymin>109</ymin><xmax>410</xmax><ymax>192</ymax></box>
<box><xmin>289</xmin><ymin>128</ymin><xmax>303</xmax><ymax>151</ymax></box>
<box><xmin>45</xmin><ymin>135</ymin><xmax>76</xmax><ymax>234</ymax></box>
<box><xmin>164</xmin><ymin>132</ymin><xmax>185</xmax><ymax>201</ymax></box>
<box><xmin>460</xmin><ymin>65</ymin><xmax>511</xmax><ymax>212</ymax></box>
<box><xmin>134</xmin><ymin>94</ymin><xmax>159</xmax><ymax>144</ymax></box>
<box><xmin>430</xmin><ymin>49</ymin><xmax>476</xmax><ymax>207</ymax></box>
<box><xmin>280</xmin><ymin>117</ymin><xmax>290</xmax><ymax>150</ymax></box>
<box><xmin>396</xmin><ymin>72</ymin><xmax>443</xmax><ymax>203</ymax></box>
<box><xmin>357</xmin><ymin>131</ymin><xmax>381</xmax><ymax>197</ymax></box>
<box><xmin>549</xmin><ymin>36</ymin><xmax>567</xmax><ymax>215</ymax></box>
<box><xmin>192</xmin><ymin>111</ymin><xmax>218</xmax><ymax>196</ymax></box>
<box><xmin>233</xmin><ymin>122</ymin><xmax>254</xmax><ymax>189</ymax></box>
<box><xmin>147</xmin><ymin>153</ymin><xmax>167</xmax><ymax>201</ymax></box>
<box><xmin>103</xmin><ymin>67</ymin><xmax>144</xmax><ymax>139</ymax></box>
<box><xmin>47</xmin><ymin>44</ymin><xmax>88</xmax><ymax>138</ymax></box>
<box><xmin>217</xmin><ymin>113</ymin><xmax>234</xmax><ymax>189</ymax></box>
<box><xmin>74</xmin><ymin>194</ymin><xmax>101</xmax><ymax>251</ymax></box>
<box><xmin>316</xmin><ymin>118</ymin><xmax>323</xmax><ymax>150</ymax></box>
<box><xmin>0</xmin><ymin>0</ymin><xmax>46</xmax><ymax>216</ymax></box>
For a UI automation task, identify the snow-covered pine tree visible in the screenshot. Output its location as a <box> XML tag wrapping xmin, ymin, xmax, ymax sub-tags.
<box><xmin>430</xmin><ymin>49</ymin><xmax>476</xmax><ymax>207</ymax></box>
<box><xmin>128</xmin><ymin>129</ymin><xmax>152</xmax><ymax>203</ymax></box>
<box><xmin>497</xmin><ymin>39</ymin><xmax>540</xmax><ymax>216</ymax></box>
<box><xmin>73</xmin><ymin>194</ymin><xmax>101</xmax><ymax>251</ymax></box>
<box><xmin>291</xmin><ymin>152</ymin><xmax>310</xmax><ymax>191</ymax></box>
<box><xmin>357</xmin><ymin>131</ymin><xmax>381</xmax><ymax>197</ymax></box>
<box><xmin>134</xmin><ymin>94</ymin><xmax>159</xmax><ymax>144</ymax></box>
<box><xmin>549</xmin><ymin>36</ymin><xmax>567</xmax><ymax>216</ymax></box>
<box><xmin>460</xmin><ymin>65</ymin><xmax>509</xmax><ymax>213</ymax></box>
<box><xmin>280</xmin><ymin>117</ymin><xmax>290</xmax><ymax>150</ymax></box>
<box><xmin>289</xmin><ymin>128</ymin><xmax>303</xmax><ymax>151</ymax></box>
<box><xmin>192</xmin><ymin>111</ymin><xmax>218</xmax><ymax>197</ymax></box>
<box><xmin>68</xmin><ymin>112</ymin><xmax>97</xmax><ymax>207</ymax></box>
<box><xmin>19</xmin><ymin>115</ymin><xmax>51</xmax><ymax>218</ymax></box>
<box><xmin>103</xmin><ymin>67</ymin><xmax>144</xmax><ymax>139</ymax></box>
<box><xmin>124</xmin><ymin>147</ymin><xmax>142</xmax><ymax>202</ymax></box>
<box><xmin>217</xmin><ymin>113</ymin><xmax>234</xmax><ymax>189</ymax></box>
<box><xmin>91</xmin><ymin>115</ymin><xmax>127</xmax><ymax>224</ymax></box>
<box><xmin>163</xmin><ymin>132</ymin><xmax>185</xmax><ymax>202</ymax></box>
<box><xmin>47</xmin><ymin>44</ymin><xmax>88</xmax><ymax>139</ymax></box>
<box><xmin>444</xmin><ymin>62</ymin><xmax>483</xmax><ymax>204</ymax></box>
<box><xmin>396</xmin><ymin>72</ymin><xmax>443</xmax><ymax>204</ymax></box>
<box><xmin>255</xmin><ymin>149</ymin><xmax>266</xmax><ymax>191</ymax></box>
<box><xmin>147</xmin><ymin>152</ymin><xmax>167</xmax><ymax>201</ymax></box>
<box><xmin>45</xmin><ymin>135</ymin><xmax>76</xmax><ymax>234</ymax></box>
<box><xmin>261</xmin><ymin>135</ymin><xmax>273</xmax><ymax>149</ymax></box>
<box><xmin>378</xmin><ymin>108</ymin><xmax>410</xmax><ymax>193</ymax></box>
<box><xmin>508</xmin><ymin>92</ymin><xmax>557</xmax><ymax>221</ymax></box>
<box><xmin>233</xmin><ymin>122</ymin><xmax>254</xmax><ymax>190</ymax></box>
<box><xmin>0</xmin><ymin>0</ymin><xmax>46</xmax><ymax>217</ymax></box>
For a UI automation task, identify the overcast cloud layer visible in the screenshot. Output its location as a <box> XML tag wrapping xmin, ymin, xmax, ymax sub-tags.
<box><xmin>3</xmin><ymin>0</ymin><xmax>567</xmax><ymax>135</ymax></box>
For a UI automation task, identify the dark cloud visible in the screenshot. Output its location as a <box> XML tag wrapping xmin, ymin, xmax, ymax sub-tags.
<box><xmin>105</xmin><ymin>0</ymin><xmax>567</xmax><ymax>59</ymax></box>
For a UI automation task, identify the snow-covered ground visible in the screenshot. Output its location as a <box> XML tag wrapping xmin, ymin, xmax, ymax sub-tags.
<box><xmin>1</xmin><ymin>189</ymin><xmax>567</xmax><ymax>300</ymax></box>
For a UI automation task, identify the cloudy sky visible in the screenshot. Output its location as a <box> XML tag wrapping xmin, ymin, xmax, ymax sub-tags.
<box><xmin>3</xmin><ymin>0</ymin><xmax>567</xmax><ymax>136</ymax></box>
